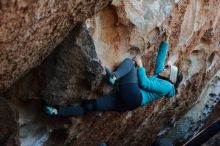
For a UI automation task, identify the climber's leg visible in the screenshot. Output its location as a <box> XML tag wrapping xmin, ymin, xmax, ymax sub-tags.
<box><xmin>114</xmin><ymin>58</ymin><xmax>138</xmax><ymax>84</ymax></box>
<box><xmin>58</xmin><ymin>105</ymin><xmax>85</xmax><ymax>116</ymax></box>
<box><xmin>106</xmin><ymin>58</ymin><xmax>138</xmax><ymax>85</ymax></box>
<box><xmin>95</xmin><ymin>94</ymin><xmax>129</xmax><ymax>112</ymax></box>
<box><xmin>57</xmin><ymin>94</ymin><xmax>129</xmax><ymax>116</ymax></box>
<box><xmin>116</xmin><ymin>58</ymin><xmax>142</xmax><ymax>109</ymax></box>
<box><xmin>118</xmin><ymin>83</ymin><xmax>142</xmax><ymax>109</ymax></box>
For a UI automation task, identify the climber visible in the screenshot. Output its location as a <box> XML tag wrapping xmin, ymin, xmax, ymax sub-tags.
<box><xmin>44</xmin><ymin>27</ymin><xmax>183</xmax><ymax>116</ymax></box>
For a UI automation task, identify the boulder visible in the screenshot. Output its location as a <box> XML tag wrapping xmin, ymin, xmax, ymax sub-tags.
<box><xmin>3</xmin><ymin>0</ymin><xmax>220</xmax><ymax>145</ymax></box>
<box><xmin>0</xmin><ymin>98</ymin><xmax>19</xmax><ymax>146</ymax></box>
<box><xmin>42</xmin><ymin>24</ymin><xmax>104</xmax><ymax>105</ymax></box>
<box><xmin>0</xmin><ymin>0</ymin><xmax>111</xmax><ymax>93</ymax></box>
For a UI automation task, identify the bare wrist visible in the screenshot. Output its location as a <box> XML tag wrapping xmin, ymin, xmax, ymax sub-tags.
<box><xmin>138</xmin><ymin>63</ymin><xmax>143</xmax><ymax>67</ymax></box>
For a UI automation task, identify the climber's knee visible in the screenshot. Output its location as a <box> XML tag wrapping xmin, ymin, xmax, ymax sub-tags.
<box><xmin>123</xmin><ymin>58</ymin><xmax>135</xmax><ymax>67</ymax></box>
<box><xmin>124</xmin><ymin>58</ymin><xmax>133</xmax><ymax>63</ymax></box>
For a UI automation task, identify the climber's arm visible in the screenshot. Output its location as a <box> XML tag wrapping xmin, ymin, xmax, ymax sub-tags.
<box><xmin>137</xmin><ymin>67</ymin><xmax>150</xmax><ymax>89</ymax></box>
<box><xmin>154</xmin><ymin>26</ymin><xmax>171</xmax><ymax>75</ymax></box>
<box><xmin>138</xmin><ymin>67</ymin><xmax>171</xmax><ymax>94</ymax></box>
<box><xmin>154</xmin><ymin>41</ymin><xmax>169</xmax><ymax>75</ymax></box>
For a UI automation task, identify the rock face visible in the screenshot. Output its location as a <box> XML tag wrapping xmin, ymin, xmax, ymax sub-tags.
<box><xmin>42</xmin><ymin>24</ymin><xmax>104</xmax><ymax>105</ymax></box>
<box><xmin>166</xmin><ymin>70</ymin><xmax>220</xmax><ymax>144</ymax></box>
<box><xmin>65</xmin><ymin>0</ymin><xmax>220</xmax><ymax>145</ymax></box>
<box><xmin>0</xmin><ymin>0</ymin><xmax>111</xmax><ymax>93</ymax></box>
<box><xmin>0</xmin><ymin>98</ymin><xmax>19</xmax><ymax>146</ymax></box>
<box><xmin>202</xmin><ymin>132</ymin><xmax>220</xmax><ymax>146</ymax></box>
<box><xmin>2</xmin><ymin>0</ymin><xmax>220</xmax><ymax>146</ymax></box>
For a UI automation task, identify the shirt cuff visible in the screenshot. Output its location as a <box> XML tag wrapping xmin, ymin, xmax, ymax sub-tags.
<box><xmin>138</xmin><ymin>67</ymin><xmax>146</xmax><ymax>75</ymax></box>
<box><xmin>162</xmin><ymin>41</ymin><xmax>169</xmax><ymax>45</ymax></box>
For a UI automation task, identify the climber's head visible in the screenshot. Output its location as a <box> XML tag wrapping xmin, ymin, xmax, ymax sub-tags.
<box><xmin>159</xmin><ymin>65</ymin><xmax>183</xmax><ymax>89</ymax></box>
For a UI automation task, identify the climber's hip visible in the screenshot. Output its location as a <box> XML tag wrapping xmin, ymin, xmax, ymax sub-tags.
<box><xmin>118</xmin><ymin>83</ymin><xmax>142</xmax><ymax>109</ymax></box>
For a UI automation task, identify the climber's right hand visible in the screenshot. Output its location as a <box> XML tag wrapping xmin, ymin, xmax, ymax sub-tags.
<box><xmin>162</xmin><ymin>26</ymin><xmax>171</xmax><ymax>41</ymax></box>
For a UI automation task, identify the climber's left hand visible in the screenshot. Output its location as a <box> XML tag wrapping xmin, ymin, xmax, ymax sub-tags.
<box><xmin>134</xmin><ymin>55</ymin><xmax>143</xmax><ymax>67</ymax></box>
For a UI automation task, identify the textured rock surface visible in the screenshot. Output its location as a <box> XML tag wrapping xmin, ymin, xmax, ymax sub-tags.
<box><xmin>42</xmin><ymin>24</ymin><xmax>104</xmax><ymax>105</ymax></box>
<box><xmin>0</xmin><ymin>98</ymin><xmax>19</xmax><ymax>146</ymax></box>
<box><xmin>0</xmin><ymin>0</ymin><xmax>111</xmax><ymax>93</ymax></box>
<box><xmin>2</xmin><ymin>0</ymin><xmax>220</xmax><ymax>146</ymax></box>
<box><xmin>202</xmin><ymin>132</ymin><xmax>220</xmax><ymax>146</ymax></box>
<box><xmin>65</xmin><ymin>0</ymin><xmax>220</xmax><ymax>145</ymax></box>
<box><xmin>166</xmin><ymin>70</ymin><xmax>220</xmax><ymax>144</ymax></box>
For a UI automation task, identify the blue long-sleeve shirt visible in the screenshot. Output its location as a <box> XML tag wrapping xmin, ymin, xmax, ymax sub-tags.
<box><xmin>138</xmin><ymin>41</ymin><xmax>175</xmax><ymax>106</ymax></box>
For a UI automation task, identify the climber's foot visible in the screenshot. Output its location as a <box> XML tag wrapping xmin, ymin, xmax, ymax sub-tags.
<box><xmin>105</xmin><ymin>67</ymin><xmax>116</xmax><ymax>86</ymax></box>
<box><xmin>44</xmin><ymin>106</ymin><xmax>58</xmax><ymax>116</ymax></box>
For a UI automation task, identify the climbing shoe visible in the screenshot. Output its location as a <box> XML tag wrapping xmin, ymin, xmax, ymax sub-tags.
<box><xmin>105</xmin><ymin>67</ymin><xmax>116</xmax><ymax>86</ymax></box>
<box><xmin>44</xmin><ymin>106</ymin><xmax>58</xmax><ymax>116</ymax></box>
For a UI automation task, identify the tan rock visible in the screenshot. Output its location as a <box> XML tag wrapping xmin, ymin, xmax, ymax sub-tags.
<box><xmin>66</xmin><ymin>0</ymin><xmax>220</xmax><ymax>145</ymax></box>
<box><xmin>2</xmin><ymin>0</ymin><xmax>220</xmax><ymax>145</ymax></box>
<box><xmin>0</xmin><ymin>0</ymin><xmax>110</xmax><ymax>92</ymax></box>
